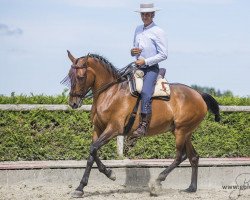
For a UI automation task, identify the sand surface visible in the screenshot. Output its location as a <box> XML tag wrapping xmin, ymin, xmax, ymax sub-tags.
<box><xmin>1</xmin><ymin>183</ymin><xmax>249</xmax><ymax>200</ymax></box>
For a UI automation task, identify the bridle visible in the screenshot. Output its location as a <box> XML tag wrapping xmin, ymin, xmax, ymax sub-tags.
<box><xmin>68</xmin><ymin>54</ymin><xmax>132</xmax><ymax>101</ymax></box>
<box><xmin>69</xmin><ymin>53</ymin><xmax>91</xmax><ymax>98</ymax></box>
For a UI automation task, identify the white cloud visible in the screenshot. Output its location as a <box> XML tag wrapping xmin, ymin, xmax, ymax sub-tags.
<box><xmin>0</xmin><ymin>23</ymin><xmax>23</xmax><ymax>36</ymax></box>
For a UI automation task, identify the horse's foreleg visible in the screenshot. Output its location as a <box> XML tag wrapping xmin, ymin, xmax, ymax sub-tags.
<box><xmin>72</xmin><ymin>126</ymin><xmax>118</xmax><ymax>198</ymax></box>
<box><xmin>71</xmin><ymin>144</ymin><xmax>97</xmax><ymax>198</ymax></box>
<box><xmin>95</xmin><ymin>156</ymin><xmax>116</xmax><ymax>181</ymax></box>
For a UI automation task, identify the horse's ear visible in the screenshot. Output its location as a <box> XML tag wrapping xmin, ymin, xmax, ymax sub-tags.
<box><xmin>67</xmin><ymin>50</ymin><xmax>76</xmax><ymax>63</ymax></box>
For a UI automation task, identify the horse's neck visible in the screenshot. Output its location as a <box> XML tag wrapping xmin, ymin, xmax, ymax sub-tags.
<box><xmin>91</xmin><ymin>65</ymin><xmax>118</xmax><ymax>100</ymax></box>
<box><xmin>93</xmin><ymin>74</ymin><xmax>117</xmax><ymax>92</ymax></box>
<box><xmin>91</xmin><ymin>81</ymin><xmax>119</xmax><ymax>120</ymax></box>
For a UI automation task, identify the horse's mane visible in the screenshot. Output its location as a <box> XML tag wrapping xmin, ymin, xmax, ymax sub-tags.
<box><xmin>61</xmin><ymin>53</ymin><xmax>122</xmax><ymax>88</ymax></box>
<box><xmin>81</xmin><ymin>54</ymin><xmax>121</xmax><ymax>79</ymax></box>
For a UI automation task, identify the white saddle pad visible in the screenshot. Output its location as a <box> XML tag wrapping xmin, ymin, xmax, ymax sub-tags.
<box><xmin>131</xmin><ymin>69</ymin><xmax>170</xmax><ymax>97</ymax></box>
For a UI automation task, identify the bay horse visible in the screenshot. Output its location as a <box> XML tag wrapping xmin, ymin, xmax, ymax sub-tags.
<box><xmin>62</xmin><ymin>51</ymin><xmax>220</xmax><ymax>197</ymax></box>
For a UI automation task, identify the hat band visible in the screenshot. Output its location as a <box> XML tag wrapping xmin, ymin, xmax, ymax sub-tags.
<box><xmin>135</xmin><ymin>8</ymin><xmax>159</xmax><ymax>13</ymax></box>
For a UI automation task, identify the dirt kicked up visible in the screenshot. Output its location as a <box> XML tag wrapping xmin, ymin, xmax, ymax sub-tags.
<box><xmin>1</xmin><ymin>183</ymin><xmax>250</xmax><ymax>200</ymax></box>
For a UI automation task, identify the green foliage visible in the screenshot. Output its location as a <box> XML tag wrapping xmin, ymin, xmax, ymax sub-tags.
<box><xmin>127</xmin><ymin>133</ymin><xmax>176</xmax><ymax>159</ymax></box>
<box><xmin>0</xmin><ymin>110</ymin><xmax>91</xmax><ymax>160</ymax></box>
<box><xmin>215</xmin><ymin>96</ymin><xmax>250</xmax><ymax>106</ymax></box>
<box><xmin>0</xmin><ymin>92</ymin><xmax>249</xmax><ymax>105</ymax></box>
<box><xmin>126</xmin><ymin>112</ymin><xmax>250</xmax><ymax>159</ymax></box>
<box><xmin>0</xmin><ymin>94</ymin><xmax>249</xmax><ymax>161</ymax></box>
<box><xmin>0</xmin><ymin>110</ymin><xmax>249</xmax><ymax>161</ymax></box>
<box><xmin>0</xmin><ymin>90</ymin><xmax>93</xmax><ymax>105</ymax></box>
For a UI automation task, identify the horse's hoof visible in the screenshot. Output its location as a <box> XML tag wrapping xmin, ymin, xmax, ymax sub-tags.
<box><xmin>181</xmin><ymin>186</ymin><xmax>197</xmax><ymax>193</ymax></box>
<box><xmin>148</xmin><ymin>180</ymin><xmax>162</xmax><ymax>196</ymax></box>
<box><xmin>109</xmin><ymin>170</ymin><xmax>116</xmax><ymax>181</ymax></box>
<box><xmin>71</xmin><ymin>190</ymin><xmax>84</xmax><ymax>198</ymax></box>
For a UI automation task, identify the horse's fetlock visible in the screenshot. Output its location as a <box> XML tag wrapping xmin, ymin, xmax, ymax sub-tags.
<box><xmin>87</xmin><ymin>156</ymin><xmax>94</xmax><ymax>165</ymax></box>
<box><xmin>79</xmin><ymin>181</ymin><xmax>87</xmax><ymax>189</ymax></box>
<box><xmin>157</xmin><ymin>174</ymin><xmax>166</xmax><ymax>182</ymax></box>
<box><xmin>98</xmin><ymin>166</ymin><xmax>106</xmax><ymax>174</ymax></box>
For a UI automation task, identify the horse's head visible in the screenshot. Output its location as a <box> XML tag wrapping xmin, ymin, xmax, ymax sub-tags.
<box><xmin>62</xmin><ymin>50</ymin><xmax>94</xmax><ymax>109</ymax></box>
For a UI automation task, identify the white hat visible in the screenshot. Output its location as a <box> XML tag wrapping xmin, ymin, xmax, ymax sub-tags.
<box><xmin>135</xmin><ymin>3</ymin><xmax>160</xmax><ymax>13</ymax></box>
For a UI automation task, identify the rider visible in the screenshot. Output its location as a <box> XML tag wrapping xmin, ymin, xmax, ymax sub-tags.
<box><xmin>131</xmin><ymin>3</ymin><xmax>168</xmax><ymax>137</ymax></box>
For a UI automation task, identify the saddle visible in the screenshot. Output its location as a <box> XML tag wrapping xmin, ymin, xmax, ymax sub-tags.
<box><xmin>127</xmin><ymin>66</ymin><xmax>171</xmax><ymax>101</ymax></box>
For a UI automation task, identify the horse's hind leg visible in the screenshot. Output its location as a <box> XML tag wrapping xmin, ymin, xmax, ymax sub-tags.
<box><xmin>149</xmin><ymin>130</ymin><xmax>187</xmax><ymax>195</ymax></box>
<box><xmin>184</xmin><ymin>137</ymin><xmax>199</xmax><ymax>192</ymax></box>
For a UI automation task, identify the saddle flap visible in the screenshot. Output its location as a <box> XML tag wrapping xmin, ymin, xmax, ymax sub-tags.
<box><xmin>128</xmin><ymin>68</ymin><xmax>170</xmax><ymax>100</ymax></box>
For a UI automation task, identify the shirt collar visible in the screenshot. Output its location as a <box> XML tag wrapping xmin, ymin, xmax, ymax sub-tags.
<box><xmin>143</xmin><ymin>22</ymin><xmax>155</xmax><ymax>30</ymax></box>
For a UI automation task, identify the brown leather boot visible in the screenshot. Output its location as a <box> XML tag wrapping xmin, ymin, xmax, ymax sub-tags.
<box><xmin>132</xmin><ymin>113</ymin><xmax>151</xmax><ymax>138</ymax></box>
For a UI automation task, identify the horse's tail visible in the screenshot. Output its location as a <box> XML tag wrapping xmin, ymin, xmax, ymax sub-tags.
<box><xmin>201</xmin><ymin>93</ymin><xmax>220</xmax><ymax>122</ymax></box>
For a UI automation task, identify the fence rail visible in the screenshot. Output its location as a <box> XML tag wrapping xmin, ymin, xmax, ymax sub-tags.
<box><xmin>0</xmin><ymin>104</ymin><xmax>250</xmax><ymax>112</ymax></box>
<box><xmin>1</xmin><ymin>104</ymin><xmax>249</xmax><ymax>157</ymax></box>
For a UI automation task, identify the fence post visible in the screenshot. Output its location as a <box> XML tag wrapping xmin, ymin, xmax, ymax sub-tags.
<box><xmin>117</xmin><ymin>136</ymin><xmax>124</xmax><ymax>158</ymax></box>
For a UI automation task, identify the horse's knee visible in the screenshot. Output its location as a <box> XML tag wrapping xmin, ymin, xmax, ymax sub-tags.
<box><xmin>90</xmin><ymin>144</ymin><xmax>98</xmax><ymax>156</ymax></box>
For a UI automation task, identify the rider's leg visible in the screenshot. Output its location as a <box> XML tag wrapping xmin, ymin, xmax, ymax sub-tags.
<box><xmin>132</xmin><ymin>64</ymin><xmax>159</xmax><ymax>137</ymax></box>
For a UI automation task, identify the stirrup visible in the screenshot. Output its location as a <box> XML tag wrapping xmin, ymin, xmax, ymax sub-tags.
<box><xmin>132</xmin><ymin>122</ymin><xmax>147</xmax><ymax>138</ymax></box>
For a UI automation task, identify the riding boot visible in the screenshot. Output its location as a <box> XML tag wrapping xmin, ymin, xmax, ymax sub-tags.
<box><xmin>132</xmin><ymin>113</ymin><xmax>151</xmax><ymax>138</ymax></box>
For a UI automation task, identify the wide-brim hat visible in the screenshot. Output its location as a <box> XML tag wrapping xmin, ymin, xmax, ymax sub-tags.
<box><xmin>135</xmin><ymin>3</ymin><xmax>160</xmax><ymax>13</ymax></box>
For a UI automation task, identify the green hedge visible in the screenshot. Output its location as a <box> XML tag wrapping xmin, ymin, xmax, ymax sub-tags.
<box><xmin>0</xmin><ymin>94</ymin><xmax>249</xmax><ymax>161</ymax></box>
<box><xmin>0</xmin><ymin>90</ymin><xmax>92</xmax><ymax>105</ymax></box>
<box><xmin>0</xmin><ymin>92</ymin><xmax>249</xmax><ymax>105</ymax></box>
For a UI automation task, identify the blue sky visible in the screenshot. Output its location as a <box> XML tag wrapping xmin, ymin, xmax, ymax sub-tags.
<box><xmin>0</xmin><ymin>0</ymin><xmax>249</xmax><ymax>97</ymax></box>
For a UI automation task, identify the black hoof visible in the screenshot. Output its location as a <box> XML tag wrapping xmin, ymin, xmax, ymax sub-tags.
<box><xmin>181</xmin><ymin>186</ymin><xmax>197</xmax><ymax>193</ymax></box>
<box><xmin>71</xmin><ymin>190</ymin><xmax>84</xmax><ymax>198</ymax></box>
<box><xmin>108</xmin><ymin>170</ymin><xmax>116</xmax><ymax>181</ymax></box>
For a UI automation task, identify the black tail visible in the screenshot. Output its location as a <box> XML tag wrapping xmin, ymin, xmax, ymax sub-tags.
<box><xmin>201</xmin><ymin>93</ymin><xmax>220</xmax><ymax>122</ymax></box>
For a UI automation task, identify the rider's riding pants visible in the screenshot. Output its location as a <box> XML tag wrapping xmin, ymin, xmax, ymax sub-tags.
<box><xmin>140</xmin><ymin>64</ymin><xmax>159</xmax><ymax>114</ymax></box>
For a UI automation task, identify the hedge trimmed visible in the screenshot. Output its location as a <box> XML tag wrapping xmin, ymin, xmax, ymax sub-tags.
<box><xmin>0</xmin><ymin>94</ymin><xmax>249</xmax><ymax>161</ymax></box>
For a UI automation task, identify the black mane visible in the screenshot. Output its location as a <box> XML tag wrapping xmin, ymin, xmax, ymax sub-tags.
<box><xmin>81</xmin><ymin>54</ymin><xmax>121</xmax><ymax>79</ymax></box>
<box><xmin>61</xmin><ymin>53</ymin><xmax>124</xmax><ymax>88</ymax></box>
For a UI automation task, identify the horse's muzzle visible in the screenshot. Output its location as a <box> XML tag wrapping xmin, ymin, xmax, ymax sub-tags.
<box><xmin>70</xmin><ymin>102</ymin><xmax>79</xmax><ymax>109</ymax></box>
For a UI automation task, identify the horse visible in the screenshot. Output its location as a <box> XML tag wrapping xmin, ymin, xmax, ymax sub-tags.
<box><xmin>62</xmin><ymin>50</ymin><xmax>220</xmax><ymax>198</ymax></box>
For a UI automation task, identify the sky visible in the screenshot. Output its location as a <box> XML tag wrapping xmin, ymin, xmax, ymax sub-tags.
<box><xmin>0</xmin><ymin>0</ymin><xmax>249</xmax><ymax>97</ymax></box>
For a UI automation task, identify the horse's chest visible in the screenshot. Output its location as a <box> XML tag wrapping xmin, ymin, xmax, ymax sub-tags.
<box><xmin>92</xmin><ymin>108</ymin><xmax>111</xmax><ymax>128</ymax></box>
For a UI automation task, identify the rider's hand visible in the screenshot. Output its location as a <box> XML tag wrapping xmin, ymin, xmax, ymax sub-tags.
<box><xmin>131</xmin><ymin>48</ymin><xmax>142</xmax><ymax>56</ymax></box>
<box><xmin>135</xmin><ymin>59</ymin><xmax>145</xmax><ymax>67</ymax></box>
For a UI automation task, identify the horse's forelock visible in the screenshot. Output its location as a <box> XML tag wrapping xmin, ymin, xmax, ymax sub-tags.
<box><xmin>60</xmin><ymin>68</ymin><xmax>77</xmax><ymax>88</ymax></box>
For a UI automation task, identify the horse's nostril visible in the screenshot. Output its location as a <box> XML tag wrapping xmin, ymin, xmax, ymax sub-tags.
<box><xmin>73</xmin><ymin>103</ymin><xmax>79</xmax><ymax>109</ymax></box>
<box><xmin>70</xmin><ymin>103</ymin><xmax>78</xmax><ymax>109</ymax></box>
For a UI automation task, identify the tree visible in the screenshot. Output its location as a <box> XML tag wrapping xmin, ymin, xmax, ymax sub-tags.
<box><xmin>191</xmin><ymin>85</ymin><xmax>233</xmax><ymax>97</ymax></box>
